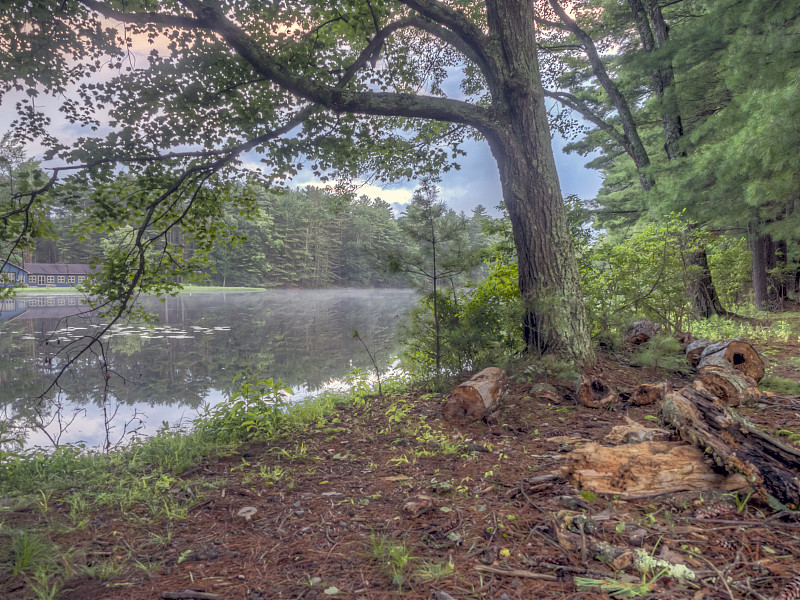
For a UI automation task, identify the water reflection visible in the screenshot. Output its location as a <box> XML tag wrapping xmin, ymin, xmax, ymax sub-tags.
<box><xmin>0</xmin><ymin>289</ymin><xmax>415</xmax><ymax>448</ymax></box>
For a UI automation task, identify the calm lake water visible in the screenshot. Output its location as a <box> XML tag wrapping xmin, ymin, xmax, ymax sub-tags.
<box><xmin>0</xmin><ymin>289</ymin><xmax>416</xmax><ymax>449</ymax></box>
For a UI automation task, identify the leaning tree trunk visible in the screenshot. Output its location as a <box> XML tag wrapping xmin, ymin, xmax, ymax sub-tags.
<box><xmin>484</xmin><ymin>1</ymin><xmax>593</xmax><ymax>364</ymax></box>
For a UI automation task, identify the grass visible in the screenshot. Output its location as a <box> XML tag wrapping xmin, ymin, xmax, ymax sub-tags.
<box><xmin>760</xmin><ymin>375</ymin><xmax>800</xmax><ymax>395</ymax></box>
<box><xmin>0</xmin><ymin>371</ymin><xmax>390</xmax><ymax>598</ymax></box>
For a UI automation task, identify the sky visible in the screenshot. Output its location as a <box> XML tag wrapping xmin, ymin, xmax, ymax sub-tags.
<box><xmin>293</xmin><ymin>133</ymin><xmax>601</xmax><ymax>217</ymax></box>
<box><xmin>1</xmin><ymin>90</ymin><xmax>602</xmax><ymax>219</ymax></box>
<box><xmin>0</xmin><ymin>19</ymin><xmax>603</xmax><ymax>220</ymax></box>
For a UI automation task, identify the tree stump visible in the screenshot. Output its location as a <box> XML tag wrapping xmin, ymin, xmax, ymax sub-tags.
<box><xmin>685</xmin><ymin>338</ymin><xmax>711</xmax><ymax>367</ymax></box>
<box><xmin>693</xmin><ymin>357</ymin><xmax>760</xmax><ymax>406</ymax></box>
<box><xmin>561</xmin><ymin>441</ymin><xmax>747</xmax><ymax>499</ymax></box>
<box><xmin>623</xmin><ymin>318</ymin><xmax>662</xmax><ymax>345</ymax></box>
<box><xmin>443</xmin><ymin>367</ymin><xmax>508</xmax><ymax>422</ymax></box>
<box><xmin>629</xmin><ymin>383</ymin><xmax>667</xmax><ymax>406</ymax></box>
<box><xmin>661</xmin><ymin>386</ymin><xmax>800</xmax><ymax>508</ymax></box>
<box><xmin>578</xmin><ymin>375</ymin><xmax>617</xmax><ymax>408</ymax></box>
<box><xmin>698</xmin><ymin>339</ymin><xmax>765</xmax><ymax>382</ymax></box>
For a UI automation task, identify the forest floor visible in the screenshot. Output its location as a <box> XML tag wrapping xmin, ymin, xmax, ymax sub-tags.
<box><xmin>3</xmin><ymin>336</ymin><xmax>800</xmax><ymax>600</ymax></box>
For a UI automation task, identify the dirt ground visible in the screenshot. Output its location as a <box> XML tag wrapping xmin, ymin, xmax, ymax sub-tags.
<box><xmin>3</xmin><ymin>346</ymin><xmax>800</xmax><ymax>600</ymax></box>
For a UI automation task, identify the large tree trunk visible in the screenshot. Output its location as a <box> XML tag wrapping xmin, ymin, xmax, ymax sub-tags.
<box><xmin>749</xmin><ymin>220</ymin><xmax>771</xmax><ymax>311</ymax></box>
<box><xmin>484</xmin><ymin>1</ymin><xmax>593</xmax><ymax>363</ymax></box>
<box><xmin>688</xmin><ymin>244</ymin><xmax>727</xmax><ymax>318</ymax></box>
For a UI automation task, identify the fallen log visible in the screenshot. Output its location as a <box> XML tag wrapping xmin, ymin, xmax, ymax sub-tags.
<box><xmin>698</xmin><ymin>339</ymin><xmax>765</xmax><ymax>383</ymax></box>
<box><xmin>685</xmin><ymin>338</ymin><xmax>711</xmax><ymax>367</ymax></box>
<box><xmin>623</xmin><ymin>318</ymin><xmax>662</xmax><ymax>345</ymax></box>
<box><xmin>578</xmin><ymin>375</ymin><xmax>617</xmax><ymax>408</ymax></box>
<box><xmin>692</xmin><ymin>357</ymin><xmax>760</xmax><ymax>406</ymax></box>
<box><xmin>561</xmin><ymin>441</ymin><xmax>747</xmax><ymax>499</ymax></box>
<box><xmin>661</xmin><ymin>386</ymin><xmax>800</xmax><ymax>509</ymax></box>
<box><xmin>629</xmin><ymin>383</ymin><xmax>666</xmax><ymax>406</ymax></box>
<box><xmin>443</xmin><ymin>367</ymin><xmax>508</xmax><ymax>422</ymax></box>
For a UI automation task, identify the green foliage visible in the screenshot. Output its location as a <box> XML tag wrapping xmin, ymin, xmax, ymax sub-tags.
<box><xmin>369</xmin><ymin>535</ymin><xmax>415</xmax><ymax>590</ymax></box>
<box><xmin>707</xmin><ymin>237</ymin><xmax>752</xmax><ymax>309</ymax></box>
<box><xmin>580</xmin><ymin>214</ymin><xmax>703</xmax><ymax>338</ymax></box>
<box><xmin>759</xmin><ymin>376</ymin><xmax>800</xmax><ymax>396</ymax></box>
<box><xmin>400</xmin><ymin>256</ymin><xmax>523</xmax><ymax>378</ymax></box>
<box><xmin>630</xmin><ymin>336</ymin><xmax>690</xmax><ymax>374</ymax></box>
<box><xmin>196</xmin><ymin>374</ymin><xmax>292</xmax><ymax>442</ymax></box>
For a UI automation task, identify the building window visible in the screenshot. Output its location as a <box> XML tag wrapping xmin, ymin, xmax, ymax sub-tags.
<box><xmin>47</xmin><ymin>276</ymin><xmax>55</xmax><ymax>283</ymax></box>
<box><xmin>68</xmin><ymin>276</ymin><xmax>75</xmax><ymax>283</ymax></box>
<box><xmin>77</xmin><ymin>276</ymin><xmax>85</xmax><ymax>283</ymax></box>
<box><xmin>57</xmin><ymin>276</ymin><xmax>65</xmax><ymax>283</ymax></box>
<box><xmin>38</xmin><ymin>276</ymin><xmax>46</xmax><ymax>285</ymax></box>
<box><xmin>18</xmin><ymin>273</ymin><xmax>25</xmax><ymax>282</ymax></box>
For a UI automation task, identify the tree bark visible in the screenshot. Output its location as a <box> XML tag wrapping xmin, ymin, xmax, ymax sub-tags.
<box><xmin>685</xmin><ymin>338</ymin><xmax>711</xmax><ymax>367</ymax></box>
<box><xmin>749</xmin><ymin>220</ymin><xmax>771</xmax><ymax>311</ymax></box>
<box><xmin>662</xmin><ymin>386</ymin><xmax>800</xmax><ymax>509</ymax></box>
<box><xmin>698</xmin><ymin>340</ymin><xmax>765</xmax><ymax>383</ymax></box>
<box><xmin>693</xmin><ymin>357</ymin><xmax>760</xmax><ymax>406</ymax></box>
<box><xmin>688</xmin><ymin>244</ymin><xmax>727</xmax><ymax>318</ymax></box>
<box><xmin>485</xmin><ymin>1</ymin><xmax>593</xmax><ymax>362</ymax></box>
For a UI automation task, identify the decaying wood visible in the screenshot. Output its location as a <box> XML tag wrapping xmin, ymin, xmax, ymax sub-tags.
<box><xmin>698</xmin><ymin>339</ymin><xmax>765</xmax><ymax>383</ymax></box>
<box><xmin>561</xmin><ymin>441</ymin><xmax>748</xmax><ymax>499</ymax></box>
<box><xmin>661</xmin><ymin>386</ymin><xmax>800</xmax><ymax>509</ymax></box>
<box><xmin>623</xmin><ymin>318</ymin><xmax>662</xmax><ymax>345</ymax></box>
<box><xmin>693</xmin><ymin>357</ymin><xmax>760</xmax><ymax>406</ymax></box>
<box><xmin>604</xmin><ymin>416</ymin><xmax>671</xmax><ymax>444</ymax></box>
<box><xmin>578</xmin><ymin>375</ymin><xmax>617</xmax><ymax>408</ymax></box>
<box><xmin>629</xmin><ymin>383</ymin><xmax>667</xmax><ymax>406</ymax></box>
<box><xmin>685</xmin><ymin>338</ymin><xmax>711</xmax><ymax>367</ymax></box>
<box><xmin>443</xmin><ymin>367</ymin><xmax>508</xmax><ymax>422</ymax></box>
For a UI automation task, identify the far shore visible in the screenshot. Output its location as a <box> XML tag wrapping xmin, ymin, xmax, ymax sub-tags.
<box><xmin>13</xmin><ymin>285</ymin><xmax>270</xmax><ymax>295</ymax></box>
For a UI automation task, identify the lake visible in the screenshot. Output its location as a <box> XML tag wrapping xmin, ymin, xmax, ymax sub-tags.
<box><xmin>0</xmin><ymin>289</ymin><xmax>417</xmax><ymax>449</ymax></box>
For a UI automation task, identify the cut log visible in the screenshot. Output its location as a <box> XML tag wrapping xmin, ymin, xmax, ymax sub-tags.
<box><xmin>661</xmin><ymin>386</ymin><xmax>800</xmax><ymax>509</ymax></box>
<box><xmin>561</xmin><ymin>441</ymin><xmax>747</xmax><ymax>499</ymax></box>
<box><xmin>699</xmin><ymin>339</ymin><xmax>765</xmax><ymax>383</ymax></box>
<box><xmin>578</xmin><ymin>375</ymin><xmax>617</xmax><ymax>408</ymax></box>
<box><xmin>443</xmin><ymin>367</ymin><xmax>508</xmax><ymax>422</ymax></box>
<box><xmin>685</xmin><ymin>338</ymin><xmax>711</xmax><ymax>367</ymax></box>
<box><xmin>629</xmin><ymin>383</ymin><xmax>667</xmax><ymax>406</ymax></box>
<box><xmin>692</xmin><ymin>357</ymin><xmax>760</xmax><ymax>406</ymax></box>
<box><xmin>623</xmin><ymin>318</ymin><xmax>662</xmax><ymax>345</ymax></box>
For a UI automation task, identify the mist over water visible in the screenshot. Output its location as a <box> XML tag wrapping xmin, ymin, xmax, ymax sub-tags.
<box><xmin>0</xmin><ymin>289</ymin><xmax>416</xmax><ymax>449</ymax></box>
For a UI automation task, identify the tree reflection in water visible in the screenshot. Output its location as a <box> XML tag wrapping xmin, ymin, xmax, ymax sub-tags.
<box><xmin>0</xmin><ymin>289</ymin><xmax>415</xmax><ymax>448</ymax></box>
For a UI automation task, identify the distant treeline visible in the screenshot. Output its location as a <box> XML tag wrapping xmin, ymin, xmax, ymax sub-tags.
<box><xmin>30</xmin><ymin>186</ymin><xmax>496</xmax><ymax>289</ymax></box>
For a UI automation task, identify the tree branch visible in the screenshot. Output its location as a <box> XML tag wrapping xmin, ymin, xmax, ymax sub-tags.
<box><xmin>174</xmin><ymin>0</ymin><xmax>494</xmax><ymax>132</ymax></box>
<box><xmin>543</xmin><ymin>89</ymin><xmax>628</xmax><ymax>148</ymax></box>
<box><xmin>79</xmin><ymin>0</ymin><xmax>206</xmax><ymax>29</ymax></box>
<box><xmin>397</xmin><ymin>0</ymin><xmax>490</xmax><ymax>62</ymax></box>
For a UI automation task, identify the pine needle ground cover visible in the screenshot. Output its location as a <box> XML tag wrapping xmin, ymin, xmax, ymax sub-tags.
<box><xmin>2</xmin><ymin>336</ymin><xmax>800</xmax><ymax>600</ymax></box>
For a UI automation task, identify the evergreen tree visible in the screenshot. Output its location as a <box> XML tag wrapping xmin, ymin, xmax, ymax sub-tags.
<box><xmin>378</xmin><ymin>180</ymin><xmax>477</xmax><ymax>373</ymax></box>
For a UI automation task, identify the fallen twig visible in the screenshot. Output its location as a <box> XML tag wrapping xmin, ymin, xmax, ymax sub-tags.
<box><xmin>474</xmin><ymin>565</ymin><xmax>559</xmax><ymax>581</ymax></box>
